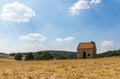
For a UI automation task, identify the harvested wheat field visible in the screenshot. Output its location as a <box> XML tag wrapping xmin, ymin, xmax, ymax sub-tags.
<box><xmin>0</xmin><ymin>57</ymin><xmax>120</xmax><ymax>79</ymax></box>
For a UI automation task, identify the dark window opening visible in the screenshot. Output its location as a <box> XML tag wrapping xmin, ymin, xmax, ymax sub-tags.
<box><xmin>88</xmin><ymin>54</ymin><xmax>90</xmax><ymax>56</ymax></box>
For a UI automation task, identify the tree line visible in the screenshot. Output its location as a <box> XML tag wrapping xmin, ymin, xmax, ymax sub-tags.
<box><xmin>10</xmin><ymin>49</ymin><xmax>120</xmax><ymax>61</ymax></box>
<box><xmin>97</xmin><ymin>49</ymin><xmax>120</xmax><ymax>58</ymax></box>
<box><xmin>11</xmin><ymin>51</ymin><xmax>74</xmax><ymax>61</ymax></box>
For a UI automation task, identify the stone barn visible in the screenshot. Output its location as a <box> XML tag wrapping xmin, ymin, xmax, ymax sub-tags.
<box><xmin>77</xmin><ymin>41</ymin><xmax>96</xmax><ymax>59</ymax></box>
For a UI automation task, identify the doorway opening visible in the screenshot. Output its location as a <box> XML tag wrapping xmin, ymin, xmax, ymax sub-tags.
<box><xmin>83</xmin><ymin>51</ymin><xmax>86</xmax><ymax>58</ymax></box>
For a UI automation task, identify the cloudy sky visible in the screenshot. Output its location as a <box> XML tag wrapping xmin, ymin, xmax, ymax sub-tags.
<box><xmin>0</xmin><ymin>0</ymin><xmax>119</xmax><ymax>53</ymax></box>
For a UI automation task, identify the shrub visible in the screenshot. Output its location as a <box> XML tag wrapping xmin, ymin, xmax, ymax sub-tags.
<box><xmin>14</xmin><ymin>53</ymin><xmax>23</xmax><ymax>60</ymax></box>
<box><xmin>56</xmin><ymin>54</ymin><xmax>70</xmax><ymax>60</ymax></box>
<box><xmin>25</xmin><ymin>53</ymin><xmax>34</xmax><ymax>60</ymax></box>
<box><xmin>10</xmin><ymin>53</ymin><xmax>16</xmax><ymax>56</ymax></box>
<box><xmin>34</xmin><ymin>51</ymin><xmax>54</xmax><ymax>60</ymax></box>
<box><xmin>34</xmin><ymin>55</ymin><xmax>40</xmax><ymax>60</ymax></box>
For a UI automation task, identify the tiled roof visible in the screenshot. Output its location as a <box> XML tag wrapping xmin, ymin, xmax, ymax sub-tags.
<box><xmin>78</xmin><ymin>42</ymin><xmax>95</xmax><ymax>49</ymax></box>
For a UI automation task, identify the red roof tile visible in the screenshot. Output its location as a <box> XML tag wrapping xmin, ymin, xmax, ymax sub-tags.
<box><xmin>78</xmin><ymin>42</ymin><xmax>95</xmax><ymax>49</ymax></box>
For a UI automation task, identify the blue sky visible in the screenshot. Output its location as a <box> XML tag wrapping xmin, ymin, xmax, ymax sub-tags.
<box><xmin>0</xmin><ymin>0</ymin><xmax>120</xmax><ymax>53</ymax></box>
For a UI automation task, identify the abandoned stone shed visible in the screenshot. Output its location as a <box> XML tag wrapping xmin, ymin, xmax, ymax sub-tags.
<box><xmin>77</xmin><ymin>41</ymin><xmax>97</xmax><ymax>59</ymax></box>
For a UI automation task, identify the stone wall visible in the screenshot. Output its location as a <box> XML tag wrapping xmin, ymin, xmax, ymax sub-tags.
<box><xmin>77</xmin><ymin>48</ymin><xmax>95</xmax><ymax>59</ymax></box>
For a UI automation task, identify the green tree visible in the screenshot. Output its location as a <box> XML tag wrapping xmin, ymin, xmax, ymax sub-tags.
<box><xmin>56</xmin><ymin>54</ymin><xmax>69</xmax><ymax>60</ymax></box>
<box><xmin>10</xmin><ymin>53</ymin><xmax>16</xmax><ymax>56</ymax></box>
<box><xmin>34</xmin><ymin>55</ymin><xmax>40</xmax><ymax>60</ymax></box>
<box><xmin>34</xmin><ymin>51</ymin><xmax>54</xmax><ymax>60</ymax></box>
<box><xmin>25</xmin><ymin>53</ymin><xmax>34</xmax><ymax>60</ymax></box>
<box><xmin>14</xmin><ymin>53</ymin><xmax>23</xmax><ymax>60</ymax></box>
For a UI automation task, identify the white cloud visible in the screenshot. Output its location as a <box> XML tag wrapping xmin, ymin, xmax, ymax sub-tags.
<box><xmin>69</xmin><ymin>0</ymin><xmax>90</xmax><ymax>15</ymax></box>
<box><xmin>20</xmin><ymin>33</ymin><xmax>47</xmax><ymax>42</ymax></box>
<box><xmin>90</xmin><ymin>0</ymin><xmax>101</xmax><ymax>4</ymax></box>
<box><xmin>56</xmin><ymin>37</ymin><xmax>75</xmax><ymax>42</ymax></box>
<box><xmin>101</xmin><ymin>40</ymin><xmax>113</xmax><ymax>46</ymax></box>
<box><xmin>1</xmin><ymin>1</ymin><xmax>35</xmax><ymax>23</ymax></box>
<box><xmin>69</xmin><ymin>0</ymin><xmax>102</xmax><ymax>15</ymax></box>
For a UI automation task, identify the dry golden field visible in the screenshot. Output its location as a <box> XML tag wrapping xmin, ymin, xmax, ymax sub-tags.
<box><xmin>0</xmin><ymin>57</ymin><xmax>120</xmax><ymax>79</ymax></box>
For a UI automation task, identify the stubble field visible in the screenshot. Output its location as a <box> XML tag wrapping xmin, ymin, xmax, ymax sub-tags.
<box><xmin>0</xmin><ymin>57</ymin><xmax>120</xmax><ymax>79</ymax></box>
